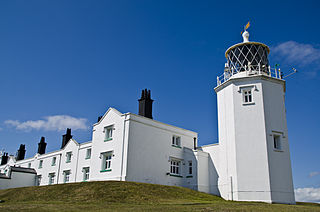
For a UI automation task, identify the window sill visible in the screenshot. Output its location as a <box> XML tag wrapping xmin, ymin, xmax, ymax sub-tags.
<box><xmin>100</xmin><ymin>169</ymin><xmax>112</xmax><ymax>173</ymax></box>
<box><xmin>51</xmin><ymin>164</ymin><xmax>56</xmax><ymax>166</ymax></box>
<box><xmin>104</xmin><ymin>138</ymin><xmax>113</xmax><ymax>142</ymax></box>
<box><xmin>169</xmin><ymin>174</ymin><xmax>183</xmax><ymax>178</ymax></box>
<box><xmin>186</xmin><ymin>175</ymin><xmax>193</xmax><ymax>178</ymax></box>
<box><xmin>85</xmin><ymin>157</ymin><xmax>91</xmax><ymax>160</ymax></box>
<box><xmin>242</xmin><ymin>102</ymin><xmax>255</xmax><ymax>106</ymax></box>
<box><xmin>171</xmin><ymin>145</ymin><xmax>182</xmax><ymax>149</ymax></box>
<box><xmin>66</xmin><ymin>161</ymin><xmax>71</xmax><ymax>163</ymax></box>
<box><xmin>273</xmin><ymin>149</ymin><xmax>283</xmax><ymax>152</ymax></box>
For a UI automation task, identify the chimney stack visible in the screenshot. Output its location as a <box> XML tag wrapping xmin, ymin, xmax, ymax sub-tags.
<box><xmin>37</xmin><ymin>137</ymin><xmax>47</xmax><ymax>155</ymax></box>
<box><xmin>16</xmin><ymin>144</ymin><xmax>26</xmax><ymax>161</ymax></box>
<box><xmin>61</xmin><ymin>128</ymin><xmax>73</xmax><ymax>149</ymax></box>
<box><xmin>1</xmin><ymin>153</ymin><xmax>8</xmax><ymax>165</ymax></box>
<box><xmin>138</xmin><ymin>89</ymin><xmax>154</xmax><ymax>119</ymax></box>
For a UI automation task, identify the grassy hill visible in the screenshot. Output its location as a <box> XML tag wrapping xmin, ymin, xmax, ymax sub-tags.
<box><xmin>0</xmin><ymin>181</ymin><xmax>319</xmax><ymax>211</ymax></box>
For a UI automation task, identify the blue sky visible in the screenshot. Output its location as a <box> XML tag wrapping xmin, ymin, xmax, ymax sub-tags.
<box><xmin>0</xmin><ymin>0</ymin><xmax>319</xmax><ymax>202</ymax></box>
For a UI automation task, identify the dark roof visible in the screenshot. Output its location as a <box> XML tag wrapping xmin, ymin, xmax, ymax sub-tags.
<box><xmin>11</xmin><ymin>166</ymin><xmax>37</xmax><ymax>174</ymax></box>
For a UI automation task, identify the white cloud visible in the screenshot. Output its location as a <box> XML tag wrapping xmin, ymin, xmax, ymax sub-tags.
<box><xmin>309</xmin><ymin>172</ymin><xmax>320</xmax><ymax>178</ymax></box>
<box><xmin>295</xmin><ymin>187</ymin><xmax>320</xmax><ymax>203</ymax></box>
<box><xmin>5</xmin><ymin>115</ymin><xmax>88</xmax><ymax>132</ymax></box>
<box><xmin>272</xmin><ymin>41</ymin><xmax>320</xmax><ymax>66</ymax></box>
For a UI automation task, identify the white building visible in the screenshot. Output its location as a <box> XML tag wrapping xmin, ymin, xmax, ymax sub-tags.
<box><xmin>0</xmin><ymin>30</ymin><xmax>295</xmax><ymax>204</ymax></box>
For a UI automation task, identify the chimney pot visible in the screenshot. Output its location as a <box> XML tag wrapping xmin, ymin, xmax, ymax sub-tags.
<box><xmin>138</xmin><ymin>89</ymin><xmax>154</xmax><ymax>119</ymax></box>
<box><xmin>38</xmin><ymin>137</ymin><xmax>47</xmax><ymax>155</ymax></box>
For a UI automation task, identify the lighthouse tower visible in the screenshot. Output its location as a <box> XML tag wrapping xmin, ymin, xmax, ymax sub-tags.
<box><xmin>214</xmin><ymin>30</ymin><xmax>295</xmax><ymax>203</ymax></box>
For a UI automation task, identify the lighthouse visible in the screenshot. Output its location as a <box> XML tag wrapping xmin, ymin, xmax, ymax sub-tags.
<box><xmin>212</xmin><ymin>28</ymin><xmax>295</xmax><ymax>204</ymax></box>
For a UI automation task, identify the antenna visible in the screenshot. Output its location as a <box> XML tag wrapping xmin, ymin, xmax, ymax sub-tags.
<box><xmin>283</xmin><ymin>68</ymin><xmax>298</xmax><ymax>79</ymax></box>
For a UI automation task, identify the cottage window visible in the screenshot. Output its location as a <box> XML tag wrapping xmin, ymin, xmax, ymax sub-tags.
<box><xmin>28</xmin><ymin>163</ymin><xmax>31</xmax><ymax>168</ymax></box>
<box><xmin>36</xmin><ymin>175</ymin><xmax>42</xmax><ymax>186</ymax></box>
<box><xmin>101</xmin><ymin>151</ymin><xmax>113</xmax><ymax>172</ymax></box>
<box><xmin>86</xmin><ymin>149</ymin><xmax>91</xmax><ymax>159</ymax></box>
<box><xmin>188</xmin><ymin>161</ymin><xmax>192</xmax><ymax>175</ymax></box>
<box><xmin>83</xmin><ymin>167</ymin><xmax>90</xmax><ymax>181</ymax></box>
<box><xmin>39</xmin><ymin>160</ymin><xmax>43</xmax><ymax>169</ymax></box>
<box><xmin>172</xmin><ymin>136</ymin><xmax>181</xmax><ymax>148</ymax></box>
<box><xmin>170</xmin><ymin>159</ymin><xmax>181</xmax><ymax>175</ymax></box>
<box><xmin>48</xmin><ymin>173</ymin><xmax>55</xmax><ymax>185</ymax></box>
<box><xmin>104</xmin><ymin>126</ymin><xmax>113</xmax><ymax>141</ymax></box>
<box><xmin>63</xmin><ymin>170</ymin><xmax>71</xmax><ymax>183</ymax></box>
<box><xmin>52</xmin><ymin>157</ymin><xmax>56</xmax><ymax>166</ymax></box>
<box><xmin>66</xmin><ymin>152</ymin><xmax>72</xmax><ymax>163</ymax></box>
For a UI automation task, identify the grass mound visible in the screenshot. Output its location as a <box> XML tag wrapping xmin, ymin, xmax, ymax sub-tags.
<box><xmin>0</xmin><ymin>181</ymin><xmax>220</xmax><ymax>204</ymax></box>
<box><xmin>0</xmin><ymin>181</ymin><xmax>319</xmax><ymax>211</ymax></box>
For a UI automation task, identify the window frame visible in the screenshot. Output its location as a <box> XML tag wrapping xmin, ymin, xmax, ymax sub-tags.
<box><xmin>66</xmin><ymin>152</ymin><xmax>72</xmax><ymax>163</ymax></box>
<box><xmin>273</xmin><ymin>134</ymin><xmax>282</xmax><ymax>151</ymax></box>
<box><xmin>39</xmin><ymin>160</ymin><xmax>43</xmax><ymax>169</ymax></box>
<box><xmin>36</xmin><ymin>175</ymin><xmax>42</xmax><ymax>186</ymax></box>
<box><xmin>172</xmin><ymin>135</ymin><xmax>181</xmax><ymax>148</ymax></box>
<box><xmin>170</xmin><ymin>158</ymin><xmax>182</xmax><ymax>177</ymax></box>
<box><xmin>83</xmin><ymin>167</ymin><xmax>90</xmax><ymax>181</ymax></box>
<box><xmin>85</xmin><ymin>149</ymin><xmax>91</xmax><ymax>159</ymax></box>
<box><xmin>63</xmin><ymin>170</ymin><xmax>71</xmax><ymax>183</ymax></box>
<box><xmin>239</xmin><ymin>85</ymin><xmax>255</xmax><ymax>105</ymax></box>
<box><xmin>48</xmin><ymin>173</ymin><xmax>55</xmax><ymax>185</ymax></box>
<box><xmin>188</xmin><ymin>161</ymin><xmax>193</xmax><ymax>175</ymax></box>
<box><xmin>52</xmin><ymin>157</ymin><xmax>57</xmax><ymax>166</ymax></box>
<box><xmin>100</xmin><ymin>151</ymin><xmax>113</xmax><ymax>172</ymax></box>
<box><xmin>104</xmin><ymin>125</ymin><xmax>114</xmax><ymax>142</ymax></box>
<box><xmin>243</xmin><ymin>88</ymin><xmax>253</xmax><ymax>104</ymax></box>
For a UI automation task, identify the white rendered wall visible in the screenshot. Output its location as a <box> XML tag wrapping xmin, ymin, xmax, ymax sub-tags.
<box><xmin>214</xmin><ymin>74</ymin><xmax>295</xmax><ymax>204</ymax></box>
<box><xmin>90</xmin><ymin>108</ymin><xmax>127</xmax><ymax>182</ymax></box>
<box><xmin>125</xmin><ymin>114</ymin><xmax>198</xmax><ymax>189</ymax></box>
<box><xmin>0</xmin><ymin>171</ymin><xmax>36</xmax><ymax>190</ymax></box>
<box><xmin>200</xmin><ymin>144</ymin><xmax>220</xmax><ymax>195</ymax></box>
<box><xmin>261</xmin><ymin>79</ymin><xmax>295</xmax><ymax>203</ymax></box>
<box><xmin>75</xmin><ymin>142</ymin><xmax>92</xmax><ymax>182</ymax></box>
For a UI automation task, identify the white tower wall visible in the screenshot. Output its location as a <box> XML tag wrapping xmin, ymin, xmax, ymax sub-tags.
<box><xmin>214</xmin><ymin>74</ymin><xmax>295</xmax><ymax>204</ymax></box>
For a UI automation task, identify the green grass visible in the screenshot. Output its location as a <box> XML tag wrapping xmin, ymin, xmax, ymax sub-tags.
<box><xmin>0</xmin><ymin>181</ymin><xmax>319</xmax><ymax>211</ymax></box>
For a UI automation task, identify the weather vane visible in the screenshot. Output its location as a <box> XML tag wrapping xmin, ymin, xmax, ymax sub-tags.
<box><xmin>241</xmin><ymin>21</ymin><xmax>250</xmax><ymax>43</ymax></box>
<box><xmin>241</xmin><ymin>21</ymin><xmax>250</xmax><ymax>35</ymax></box>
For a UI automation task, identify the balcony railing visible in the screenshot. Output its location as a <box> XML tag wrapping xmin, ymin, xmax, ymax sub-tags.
<box><xmin>216</xmin><ymin>64</ymin><xmax>283</xmax><ymax>86</ymax></box>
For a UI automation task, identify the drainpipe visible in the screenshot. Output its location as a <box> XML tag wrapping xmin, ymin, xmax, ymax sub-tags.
<box><xmin>74</xmin><ymin>145</ymin><xmax>80</xmax><ymax>182</ymax></box>
<box><xmin>120</xmin><ymin>114</ymin><xmax>129</xmax><ymax>181</ymax></box>
<box><xmin>56</xmin><ymin>153</ymin><xmax>62</xmax><ymax>184</ymax></box>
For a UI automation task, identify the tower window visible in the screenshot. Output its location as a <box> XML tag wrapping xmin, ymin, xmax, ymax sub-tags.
<box><xmin>273</xmin><ymin>135</ymin><xmax>281</xmax><ymax>150</ymax></box>
<box><xmin>243</xmin><ymin>89</ymin><xmax>252</xmax><ymax>103</ymax></box>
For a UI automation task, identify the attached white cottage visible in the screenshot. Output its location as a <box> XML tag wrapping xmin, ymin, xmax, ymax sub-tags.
<box><xmin>0</xmin><ymin>31</ymin><xmax>295</xmax><ymax>204</ymax></box>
